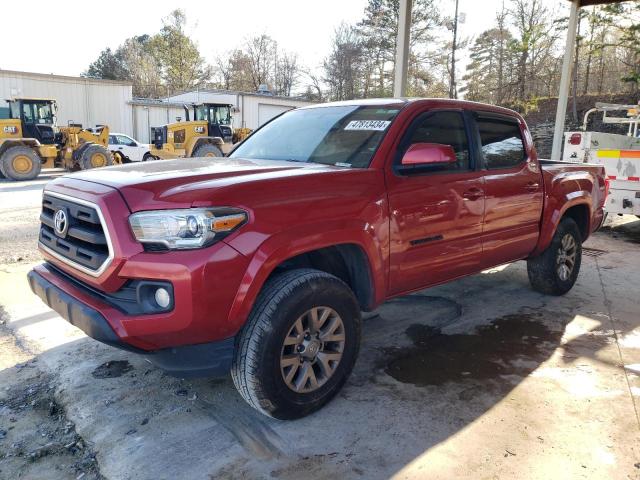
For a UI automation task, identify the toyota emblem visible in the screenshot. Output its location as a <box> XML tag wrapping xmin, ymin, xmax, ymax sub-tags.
<box><xmin>54</xmin><ymin>209</ymin><xmax>69</xmax><ymax>237</ymax></box>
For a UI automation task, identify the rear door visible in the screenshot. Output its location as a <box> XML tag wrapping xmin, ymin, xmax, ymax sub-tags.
<box><xmin>386</xmin><ymin>109</ymin><xmax>485</xmax><ymax>295</ymax></box>
<box><xmin>474</xmin><ymin>113</ymin><xmax>543</xmax><ymax>267</ymax></box>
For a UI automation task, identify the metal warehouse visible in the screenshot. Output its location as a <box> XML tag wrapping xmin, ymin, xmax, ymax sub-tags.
<box><xmin>0</xmin><ymin>69</ymin><xmax>134</xmax><ymax>134</ymax></box>
<box><xmin>0</xmin><ymin>69</ymin><xmax>314</xmax><ymax>144</ymax></box>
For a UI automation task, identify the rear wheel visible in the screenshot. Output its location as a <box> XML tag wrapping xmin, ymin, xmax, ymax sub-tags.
<box><xmin>231</xmin><ymin>269</ymin><xmax>361</xmax><ymax>419</ymax></box>
<box><xmin>0</xmin><ymin>145</ymin><xmax>42</xmax><ymax>181</ymax></box>
<box><xmin>527</xmin><ymin>217</ymin><xmax>582</xmax><ymax>295</ymax></box>
<box><xmin>142</xmin><ymin>152</ymin><xmax>156</xmax><ymax>162</ymax></box>
<box><xmin>192</xmin><ymin>144</ymin><xmax>223</xmax><ymax>158</ymax></box>
<box><xmin>80</xmin><ymin>144</ymin><xmax>113</xmax><ymax>170</ymax></box>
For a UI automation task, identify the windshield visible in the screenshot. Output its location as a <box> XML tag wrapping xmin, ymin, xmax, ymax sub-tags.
<box><xmin>212</xmin><ymin>106</ymin><xmax>231</xmax><ymax>125</ymax></box>
<box><xmin>23</xmin><ymin>101</ymin><xmax>55</xmax><ymax>124</ymax></box>
<box><xmin>230</xmin><ymin>105</ymin><xmax>400</xmax><ymax>168</ymax></box>
<box><xmin>194</xmin><ymin>105</ymin><xmax>232</xmax><ymax>125</ymax></box>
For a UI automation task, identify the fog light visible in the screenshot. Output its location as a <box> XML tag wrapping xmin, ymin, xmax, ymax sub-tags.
<box><xmin>154</xmin><ymin>288</ymin><xmax>171</xmax><ymax>309</ymax></box>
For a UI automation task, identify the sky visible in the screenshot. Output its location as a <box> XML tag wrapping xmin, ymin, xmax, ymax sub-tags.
<box><xmin>0</xmin><ymin>0</ymin><xmax>568</xmax><ymax>82</ymax></box>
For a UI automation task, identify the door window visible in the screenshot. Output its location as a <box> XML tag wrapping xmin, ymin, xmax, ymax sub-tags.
<box><xmin>116</xmin><ymin>135</ymin><xmax>136</xmax><ymax>146</ymax></box>
<box><xmin>22</xmin><ymin>103</ymin><xmax>34</xmax><ymax>123</ymax></box>
<box><xmin>109</xmin><ymin>135</ymin><xmax>118</xmax><ymax>145</ymax></box>
<box><xmin>476</xmin><ymin>116</ymin><xmax>526</xmax><ymax>169</ymax></box>
<box><xmin>401</xmin><ymin>111</ymin><xmax>471</xmax><ymax>172</ymax></box>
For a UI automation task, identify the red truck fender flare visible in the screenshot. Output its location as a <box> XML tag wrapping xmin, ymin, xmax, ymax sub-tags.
<box><xmin>224</xmin><ymin>223</ymin><xmax>387</xmax><ymax>331</ymax></box>
<box><xmin>532</xmin><ymin>196</ymin><xmax>593</xmax><ymax>257</ymax></box>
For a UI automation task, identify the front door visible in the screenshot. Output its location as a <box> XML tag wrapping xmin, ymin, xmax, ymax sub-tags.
<box><xmin>386</xmin><ymin>110</ymin><xmax>485</xmax><ymax>295</ymax></box>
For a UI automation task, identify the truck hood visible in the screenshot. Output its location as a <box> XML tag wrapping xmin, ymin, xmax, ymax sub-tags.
<box><xmin>54</xmin><ymin>157</ymin><xmax>358</xmax><ymax>212</ymax></box>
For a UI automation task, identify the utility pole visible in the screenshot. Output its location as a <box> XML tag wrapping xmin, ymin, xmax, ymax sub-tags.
<box><xmin>449</xmin><ymin>0</ymin><xmax>459</xmax><ymax>99</ymax></box>
<box><xmin>394</xmin><ymin>0</ymin><xmax>413</xmax><ymax>97</ymax></box>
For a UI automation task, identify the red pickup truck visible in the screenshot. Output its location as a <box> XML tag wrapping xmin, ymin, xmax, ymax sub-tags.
<box><xmin>28</xmin><ymin>99</ymin><xmax>606</xmax><ymax>419</ymax></box>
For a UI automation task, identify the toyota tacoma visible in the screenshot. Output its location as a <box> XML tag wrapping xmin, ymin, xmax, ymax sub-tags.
<box><xmin>28</xmin><ymin>99</ymin><xmax>607</xmax><ymax>419</ymax></box>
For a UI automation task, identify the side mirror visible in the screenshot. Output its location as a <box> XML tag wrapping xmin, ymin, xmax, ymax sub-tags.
<box><xmin>401</xmin><ymin>143</ymin><xmax>457</xmax><ymax>167</ymax></box>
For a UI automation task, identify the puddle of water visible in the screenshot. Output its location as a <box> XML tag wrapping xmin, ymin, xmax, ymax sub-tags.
<box><xmin>384</xmin><ymin>314</ymin><xmax>562</xmax><ymax>386</ymax></box>
<box><xmin>91</xmin><ymin>360</ymin><xmax>133</xmax><ymax>379</ymax></box>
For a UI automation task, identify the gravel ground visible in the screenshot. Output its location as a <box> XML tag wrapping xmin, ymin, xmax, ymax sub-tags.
<box><xmin>0</xmin><ymin>316</ymin><xmax>103</xmax><ymax>480</ymax></box>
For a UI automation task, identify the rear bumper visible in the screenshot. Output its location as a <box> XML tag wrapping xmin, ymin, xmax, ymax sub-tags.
<box><xmin>27</xmin><ymin>267</ymin><xmax>234</xmax><ymax>378</ymax></box>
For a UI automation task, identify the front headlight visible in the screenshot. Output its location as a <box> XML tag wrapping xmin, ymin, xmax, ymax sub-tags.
<box><xmin>129</xmin><ymin>208</ymin><xmax>247</xmax><ymax>250</ymax></box>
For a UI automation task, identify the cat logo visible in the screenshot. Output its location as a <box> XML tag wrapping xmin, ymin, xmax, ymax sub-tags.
<box><xmin>3</xmin><ymin>126</ymin><xmax>18</xmax><ymax>134</ymax></box>
<box><xmin>194</xmin><ymin>126</ymin><xmax>205</xmax><ymax>134</ymax></box>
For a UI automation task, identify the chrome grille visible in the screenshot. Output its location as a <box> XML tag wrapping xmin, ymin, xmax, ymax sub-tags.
<box><xmin>39</xmin><ymin>192</ymin><xmax>113</xmax><ymax>276</ymax></box>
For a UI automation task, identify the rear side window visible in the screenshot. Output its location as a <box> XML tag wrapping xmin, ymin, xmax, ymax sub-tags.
<box><xmin>477</xmin><ymin>116</ymin><xmax>526</xmax><ymax>169</ymax></box>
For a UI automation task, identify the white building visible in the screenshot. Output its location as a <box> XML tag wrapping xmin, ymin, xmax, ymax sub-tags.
<box><xmin>0</xmin><ymin>70</ymin><xmax>316</xmax><ymax>143</ymax></box>
<box><xmin>131</xmin><ymin>89</ymin><xmax>315</xmax><ymax>142</ymax></box>
<box><xmin>0</xmin><ymin>69</ymin><xmax>134</xmax><ymax>134</ymax></box>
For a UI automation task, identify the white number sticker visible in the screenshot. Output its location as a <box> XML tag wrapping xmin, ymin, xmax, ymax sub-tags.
<box><xmin>344</xmin><ymin>120</ymin><xmax>391</xmax><ymax>131</ymax></box>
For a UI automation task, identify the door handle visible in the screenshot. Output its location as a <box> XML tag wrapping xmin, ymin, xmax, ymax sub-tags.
<box><xmin>118</xmin><ymin>147</ymin><xmax>123</xmax><ymax>150</ymax></box>
<box><xmin>462</xmin><ymin>188</ymin><xmax>484</xmax><ymax>201</ymax></box>
<box><xmin>525</xmin><ymin>182</ymin><xmax>540</xmax><ymax>191</ymax></box>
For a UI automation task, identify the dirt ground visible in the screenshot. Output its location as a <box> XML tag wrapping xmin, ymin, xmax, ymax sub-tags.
<box><xmin>0</xmin><ymin>175</ymin><xmax>639</xmax><ymax>480</ymax></box>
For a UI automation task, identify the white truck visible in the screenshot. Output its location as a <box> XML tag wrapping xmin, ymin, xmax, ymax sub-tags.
<box><xmin>563</xmin><ymin>102</ymin><xmax>640</xmax><ymax>217</ymax></box>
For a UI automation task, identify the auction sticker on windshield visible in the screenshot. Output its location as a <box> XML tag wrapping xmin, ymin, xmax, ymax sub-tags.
<box><xmin>344</xmin><ymin>120</ymin><xmax>391</xmax><ymax>131</ymax></box>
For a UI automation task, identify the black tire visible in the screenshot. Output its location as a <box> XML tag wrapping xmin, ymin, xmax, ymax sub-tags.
<box><xmin>112</xmin><ymin>151</ymin><xmax>128</xmax><ymax>165</ymax></box>
<box><xmin>191</xmin><ymin>143</ymin><xmax>223</xmax><ymax>158</ymax></box>
<box><xmin>80</xmin><ymin>144</ymin><xmax>113</xmax><ymax>170</ymax></box>
<box><xmin>527</xmin><ymin>217</ymin><xmax>582</xmax><ymax>296</ymax></box>
<box><xmin>0</xmin><ymin>145</ymin><xmax>41</xmax><ymax>181</ymax></box>
<box><xmin>231</xmin><ymin>268</ymin><xmax>361</xmax><ymax>420</ymax></box>
<box><xmin>142</xmin><ymin>152</ymin><xmax>155</xmax><ymax>162</ymax></box>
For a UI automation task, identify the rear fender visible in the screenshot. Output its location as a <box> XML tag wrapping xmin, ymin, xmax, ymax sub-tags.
<box><xmin>0</xmin><ymin>138</ymin><xmax>40</xmax><ymax>156</ymax></box>
<box><xmin>532</xmin><ymin>174</ymin><xmax>595</xmax><ymax>256</ymax></box>
<box><xmin>225</xmin><ymin>222</ymin><xmax>387</xmax><ymax>333</ymax></box>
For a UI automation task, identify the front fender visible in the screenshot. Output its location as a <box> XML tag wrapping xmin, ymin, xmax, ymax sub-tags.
<box><xmin>224</xmin><ymin>219</ymin><xmax>387</xmax><ymax>333</ymax></box>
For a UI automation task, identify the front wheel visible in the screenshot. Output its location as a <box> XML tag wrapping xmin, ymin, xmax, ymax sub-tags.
<box><xmin>231</xmin><ymin>269</ymin><xmax>361</xmax><ymax>419</ymax></box>
<box><xmin>527</xmin><ymin>217</ymin><xmax>582</xmax><ymax>295</ymax></box>
<box><xmin>0</xmin><ymin>145</ymin><xmax>41</xmax><ymax>181</ymax></box>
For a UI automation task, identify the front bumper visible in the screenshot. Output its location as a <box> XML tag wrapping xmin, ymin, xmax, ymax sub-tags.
<box><xmin>28</xmin><ymin>266</ymin><xmax>235</xmax><ymax>378</ymax></box>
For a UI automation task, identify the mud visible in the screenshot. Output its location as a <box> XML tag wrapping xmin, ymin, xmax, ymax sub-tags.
<box><xmin>384</xmin><ymin>313</ymin><xmax>563</xmax><ymax>387</ymax></box>
<box><xmin>0</xmin><ymin>326</ymin><xmax>103</xmax><ymax>480</ymax></box>
<box><xmin>91</xmin><ymin>360</ymin><xmax>133</xmax><ymax>379</ymax></box>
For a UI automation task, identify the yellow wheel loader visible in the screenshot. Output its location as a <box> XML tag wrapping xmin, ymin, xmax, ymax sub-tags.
<box><xmin>0</xmin><ymin>98</ymin><xmax>113</xmax><ymax>181</ymax></box>
<box><xmin>150</xmin><ymin>103</ymin><xmax>249</xmax><ymax>159</ymax></box>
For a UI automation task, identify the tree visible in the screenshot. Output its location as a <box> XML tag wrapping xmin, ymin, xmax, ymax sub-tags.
<box><xmin>244</xmin><ymin>34</ymin><xmax>276</xmax><ymax>91</ymax></box>
<box><xmin>84</xmin><ymin>48</ymin><xmax>128</xmax><ymax>81</ymax></box>
<box><xmin>508</xmin><ymin>0</ymin><xmax>560</xmax><ymax>102</ymax></box>
<box><xmin>274</xmin><ymin>52</ymin><xmax>300</xmax><ymax>97</ymax></box>
<box><xmin>323</xmin><ymin>24</ymin><xmax>366</xmax><ymax>101</ymax></box>
<box><xmin>356</xmin><ymin>0</ymin><xmax>443</xmax><ymax>97</ymax></box>
<box><xmin>148</xmin><ymin>9</ymin><xmax>211</xmax><ymax>94</ymax></box>
<box><xmin>462</xmin><ymin>28</ymin><xmax>515</xmax><ymax>103</ymax></box>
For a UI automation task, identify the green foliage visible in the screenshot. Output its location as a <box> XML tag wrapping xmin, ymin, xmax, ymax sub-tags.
<box><xmin>85</xmin><ymin>47</ymin><xmax>129</xmax><ymax>81</ymax></box>
<box><xmin>147</xmin><ymin>10</ymin><xmax>211</xmax><ymax>94</ymax></box>
<box><xmin>84</xmin><ymin>10</ymin><xmax>211</xmax><ymax>97</ymax></box>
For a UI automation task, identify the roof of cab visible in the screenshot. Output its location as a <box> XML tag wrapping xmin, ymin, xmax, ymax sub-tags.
<box><xmin>298</xmin><ymin>97</ymin><xmax>522</xmax><ymax>118</ymax></box>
